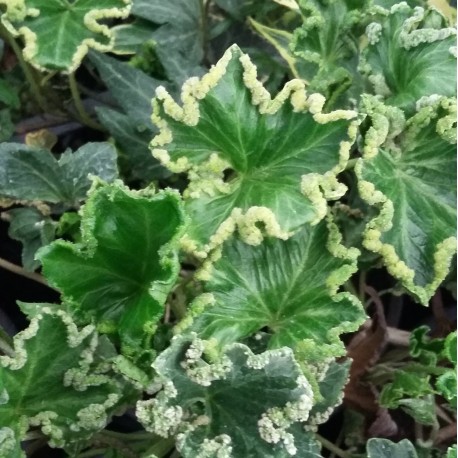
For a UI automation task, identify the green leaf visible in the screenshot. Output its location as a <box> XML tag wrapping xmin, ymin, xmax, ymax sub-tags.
<box><xmin>96</xmin><ymin>106</ymin><xmax>168</xmax><ymax>182</ymax></box>
<box><xmin>152</xmin><ymin>44</ymin><xmax>358</xmax><ymax>255</ymax></box>
<box><xmin>38</xmin><ymin>183</ymin><xmax>186</xmax><ymax>352</ymax></box>
<box><xmin>367</xmin><ymin>439</ymin><xmax>418</xmax><ymax>458</ymax></box>
<box><xmin>137</xmin><ymin>334</ymin><xmax>319</xmax><ymax>458</ymax></box>
<box><xmin>131</xmin><ymin>0</ymin><xmax>203</xmax><ymax>62</ymax></box>
<box><xmin>290</xmin><ymin>0</ymin><xmax>369</xmax><ymax>104</ymax></box>
<box><xmin>90</xmin><ymin>51</ymin><xmax>163</xmax><ymax>127</ymax></box>
<box><xmin>397</xmin><ymin>395</ymin><xmax>437</xmax><ymax>425</ymax></box>
<box><xmin>0</xmin><ymin>310</ymin><xmax>127</xmax><ymax>455</ymax></box>
<box><xmin>0</xmin><ymin>0</ymin><xmax>131</xmax><ymax>72</ymax></box>
<box><xmin>443</xmin><ymin>331</ymin><xmax>457</xmax><ymax>366</ymax></box>
<box><xmin>361</xmin><ymin>3</ymin><xmax>457</xmax><ymax>112</ymax></box>
<box><xmin>5</xmin><ymin>207</ymin><xmax>55</xmax><ymax>271</ymax></box>
<box><xmin>178</xmin><ymin>214</ymin><xmax>365</xmax><ymax>362</ymax></box>
<box><xmin>309</xmin><ymin>360</ymin><xmax>351</xmax><ymax>425</ymax></box>
<box><xmin>0</xmin><ymin>142</ymin><xmax>118</xmax><ymax>205</ymax></box>
<box><xmin>356</xmin><ymin>96</ymin><xmax>456</xmax><ymax>304</ymax></box>
<box><xmin>447</xmin><ymin>445</ymin><xmax>457</xmax><ymax>458</ymax></box>
<box><xmin>0</xmin><ymin>78</ymin><xmax>20</xmax><ymax>108</ymax></box>
<box><xmin>436</xmin><ymin>371</ymin><xmax>457</xmax><ymax>410</ymax></box>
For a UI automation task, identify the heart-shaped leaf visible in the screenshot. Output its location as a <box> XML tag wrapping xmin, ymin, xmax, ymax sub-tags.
<box><xmin>38</xmin><ymin>183</ymin><xmax>186</xmax><ymax>352</ymax></box>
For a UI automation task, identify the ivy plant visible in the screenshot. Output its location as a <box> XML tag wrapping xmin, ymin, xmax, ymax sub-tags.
<box><xmin>0</xmin><ymin>0</ymin><xmax>456</xmax><ymax>457</ymax></box>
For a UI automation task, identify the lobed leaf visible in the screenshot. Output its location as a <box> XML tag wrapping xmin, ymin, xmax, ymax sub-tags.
<box><xmin>0</xmin><ymin>311</ymin><xmax>128</xmax><ymax>455</ymax></box>
<box><xmin>356</xmin><ymin>96</ymin><xmax>456</xmax><ymax>304</ymax></box>
<box><xmin>0</xmin><ymin>142</ymin><xmax>118</xmax><ymax>205</ymax></box>
<box><xmin>177</xmin><ymin>213</ymin><xmax>365</xmax><ymax>362</ymax></box>
<box><xmin>151</xmin><ymin>44</ymin><xmax>358</xmax><ymax>256</ymax></box>
<box><xmin>137</xmin><ymin>334</ymin><xmax>319</xmax><ymax>458</ymax></box>
<box><xmin>38</xmin><ymin>183</ymin><xmax>186</xmax><ymax>352</ymax></box>
<box><xmin>361</xmin><ymin>2</ymin><xmax>456</xmax><ymax>112</ymax></box>
<box><xmin>0</xmin><ymin>0</ymin><xmax>131</xmax><ymax>72</ymax></box>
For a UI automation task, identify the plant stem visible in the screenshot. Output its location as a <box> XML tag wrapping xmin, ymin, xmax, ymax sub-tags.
<box><xmin>77</xmin><ymin>448</ymin><xmax>108</xmax><ymax>458</ymax></box>
<box><xmin>0</xmin><ymin>256</ymin><xmax>52</xmax><ymax>289</ymax></box>
<box><xmin>102</xmin><ymin>429</ymin><xmax>155</xmax><ymax>441</ymax></box>
<box><xmin>0</xmin><ymin>23</ymin><xmax>47</xmax><ymax>112</ymax></box>
<box><xmin>143</xmin><ymin>436</ymin><xmax>175</xmax><ymax>458</ymax></box>
<box><xmin>68</xmin><ymin>72</ymin><xmax>103</xmax><ymax>131</ymax></box>
<box><xmin>316</xmin><ymin>434</ymin><xmax>349</xmax><ymax>458</ymax></box>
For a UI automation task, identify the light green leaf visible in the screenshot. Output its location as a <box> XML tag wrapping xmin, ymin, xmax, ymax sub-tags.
<box><xmin>436</xmin><ymin>371</ymin><xmax>457</xmax><ymax>410</ymax></box>
<box><xmin>178</xmin><ymin>214</ymin><xmax>365</xmax><ymax>362</ymax></box>
<box><xmin>5</xmin><ymin>207</ymin><xmax>55</xmax><ymax>271</ymax></box>
<box><xmin>0</xmin><ymin>310</ymin><xmax>127</xmax><ymax>454</ymax></box>
<box><xmin>0</xmin><ymin>0</ymin><xmax>131</xmax><ymax>72</ymax></box>
<box><xmin>356</xmin><ymin>96</ymin><xmax>456</xmax><ymax>304</ymax></box>
<box><xmin>447</xmin><ymin>445</ymin><xmax>457</xmax><ymax>458</ymax></box>
<box><xmin>0</xmin><ymin>142</ymin><xmax>118</xmax><ymax>205</ymax></box>
<box><xmin>367</xmin><ymin>438</ymin><xmax>418</xmax><ymax>458</ymax></box>
<box><xmin>443</xmin><ymin>331</ymin><xmax>457</xmax><ymax>366</ymax></box>
<box><xmin>38</xmin><ymin>183</ymin><xmax>186</xmax><ymax>352</ymax></box>
<box><xmin>361</xmin><ymin>3</ymin><xmax>456</xmax><ymax>112</ymax></box>
<box><xmin>137</xmin><ymin>334</ymin><xmax>318</xmax><ymax>458</ymax></box>
<box><xmin>397</xmin><ymin>395</ymin><xmax>437</xmax><ymax>425</ymax></box>
<box><xmin>152</xmin><ymin>44</ymin><xmax>357</xmax><ymax>255</ymax></box>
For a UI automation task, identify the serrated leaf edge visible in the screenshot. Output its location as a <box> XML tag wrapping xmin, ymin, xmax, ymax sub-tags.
<box><xmin>0</xmin><ymin>0</ymin><xmax>132</xmax><ymax>72</ymax></box>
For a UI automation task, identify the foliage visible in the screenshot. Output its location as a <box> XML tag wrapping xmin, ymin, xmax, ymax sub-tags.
<box><xmin>0</xmin><ymin>0</ymin><xmax>455</xmax><ymax>457</ymax></box>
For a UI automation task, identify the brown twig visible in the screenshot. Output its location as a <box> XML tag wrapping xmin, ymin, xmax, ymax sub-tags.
<box><xmin>434</xmin><ymin>422</ymin><xmax>457</xmax><ymax>446</ymax></box>
<box><xmin>0</xmin><ymin>256</ymin><xmax>54</xmax><ymax>289</ymax></box>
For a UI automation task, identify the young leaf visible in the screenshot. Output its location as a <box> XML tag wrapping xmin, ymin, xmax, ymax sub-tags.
<box><xmin>38</xmin><ymin>183</ymin><xmax>186</xmax><ymax>352</ymax></box>
<box><xmin>367</xmin><ymin>438</ymin><xmax>418</xmax><ymax>458</ymax></box>
<box><xmin>361</xmin><ymin>3</ymin><xmax>456</xmax><ymax>112</ymax></box>
<box><xmin>0</xmin><ymin>310</ymin><xmax>127</xmax><ymax>455</ymax></box>
<box><xmin>5</xmin><ymin>207</ymin><xmax>55</xmax><ymax>271</ymax></box>
<box><xmin>137</xmin><ymin>335</ymin><xmax>317</xmax><ymax>458</ymax></box>
<box><xmin>0</xmin><ymin>0</ymin><xmax>131</xmax><ymax>72</ymax></box>
<box><xmin>356</xmin><ymin>96</ymin><xmax>456</xmax><ymax>304</ymax></box>
<box><xmin>177</xmin><ymin>214</ymin><xmax>365</xmax><ymax>361</ymax></box>
<box><xmin>0</xmin><ymin>142</ymin><xmax>118</xmax><ymax>205</ymax></box>
<box><xmin>152</xmin><ymin>44</ymin><xmax>358</xmax><ymax>255</ymax></box>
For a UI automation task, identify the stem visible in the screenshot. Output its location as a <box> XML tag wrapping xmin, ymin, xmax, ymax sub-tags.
<box><xmin>0</xmin><ymin>325</ymin><xmax>14</xmax><ymax>357</ymax></box>
<box><xmin>0</xmin><ymin>256</ymin><xmax>53</xmax><ymax>289</ymax></box>
<box><xmin>316</xmin><ymin>434</ymin><xmax>349</xmax><ymax>458</ymax></box>
<box><xmin>68</xmin><ymin>72</ymin><xmax>103</xmax><ymax>131</ymax></box>
<box><xmin>0</xmin><ymin>23</ymin><xmax>47</xmax><ymax>111</ymax></box>
<box><xmin>143</xmin><ymin>436</ymin><xmax>175</xmax><ymax>458</ymax></box>
<box><xmin>102</xmin><ymin>429</ymin><xmax>156</xmax><ymax>441</ymax></box>
<box><xmin>77</xmin><ymin>448</ymin><xmax>108</xmax><ymax>458</ymax></box>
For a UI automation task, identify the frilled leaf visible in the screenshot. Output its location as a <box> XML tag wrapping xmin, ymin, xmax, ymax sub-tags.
<box><xmin>38</xmin><ymin>183</ymin><xmax>186</xmax><ymax>351</ymax></box>
<box><xmin>177</xmin><ymin>214</ymin><xmax>365</xmax><ymax>361</ymax></box>
<box><xmin>0</xmin><ymin>142</ymin><xmax>118</xmax><ymax>205</ymax></box>
<box><xmin>152</xmin><ymin>44</ymin><xmax>357</xmax><ymax>255</ymax></box>
<box><xmin>361</xmin><ymin>3</ymin><xmax>456</xmax><ymax>112</ymax></box>
<box><xmin>367</xmin><ymin>439</ymin><xmax>418</xmax><ymax>458</ymax></box>
<box><xmin>0</xmin><ymin>0</ymin><xmax>131</xmax><ymax>72</ymax></box>
<box><xmin>5</xmin><ymin>207</ymin><xmax>55</xmax><ymax>271</ymax></box>
<box><xmin>0</xmin><ymin>311</ymin><xmax>127</xmax><ymax>456</ymax></box>
<box><xmin>137</xmin><ymin>335</ymin><xmax>318</xmax><ymax>458</ymax></box>
<box><xmin>356</xmin><ymin>96</ymin><xmax>456</xmax><ymax>304</ymax></box>
<box><xmin>290</xmin><ymin>0</ymin><xmax>369</xmax><ymax>103</ymax></box>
